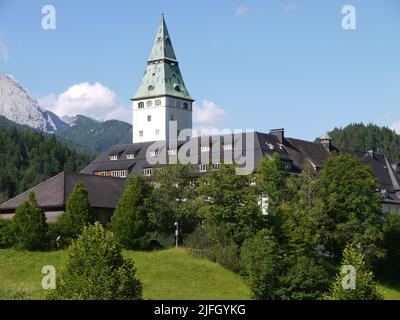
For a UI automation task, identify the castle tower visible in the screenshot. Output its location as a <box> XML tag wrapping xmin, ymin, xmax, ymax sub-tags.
<box><xmin>131</xmin><ymin>15</ymin><xmax>194</xmax><ymax>143</ymax></box>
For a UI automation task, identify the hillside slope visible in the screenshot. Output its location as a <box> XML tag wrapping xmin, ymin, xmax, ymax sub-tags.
<box><xmin>0</xmin><ymin>125</ymin><xmax>93</xmax><ymax>201</ymax></box>
<box><xmin>0</xmin><ymin>248</ymin><xmax>250</xmax><ymax>300</ymax></box>
<box><xmin>55</xmin><ymin>115</ymin><xmax>132</xmax><ymax>154</ymax></box>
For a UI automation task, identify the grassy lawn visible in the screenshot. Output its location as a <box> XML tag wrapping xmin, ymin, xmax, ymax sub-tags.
<box><xmin>1</xmin><ymin>247</ymin><xmax>399</xmax><ymax>300</ymax></box>
<box><xmin>0</xmin><ymin>248</ymin><xmax>250</xmax><ymax>300</ymax></box>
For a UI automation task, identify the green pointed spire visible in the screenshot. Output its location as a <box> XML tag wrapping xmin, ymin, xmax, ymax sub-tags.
<box><xmin>148</xmin><ymin>15</ymin><xmax>177</xmax><ymax>62</ymax></box>
<box><xmin>132</xmin><ymin>15</ymin><xmax>193</xmax><ymax>101</ymax></box>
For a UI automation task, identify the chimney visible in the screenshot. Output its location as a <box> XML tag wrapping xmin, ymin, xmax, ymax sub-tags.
<box><xmin>270</xmin><ymin>128</ymin><xmax>284</xmax><ymax>144</ymax></box>
<box><xmin>367</xmin><ymin>150</ymin><xmax>374</xmax><ymax>158</ymax></box>
<box><xmin>319</xmin><ymin>132</ymin><xmax>332</xmax><ymax>152</ymax></box>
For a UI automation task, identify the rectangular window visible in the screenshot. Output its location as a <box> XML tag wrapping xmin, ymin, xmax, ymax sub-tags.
<box><xmin>143</xmin><ymin>168</ymin><xmax>153</xmax><ymax>176</ymax></box>
<box><xmin>147</xmin><ymin>115</ymin><xmax>151</xmax><ymax>122</ymax></box>
<box><xmin>223</xmin><ymin>144</ymin><xmax>233</xmax><ymax>150</ymax></box>
<box><xmin>110</xmin><ymin>155</ymin><xmax>118</xmax><ymax>160</ymax></box>
<box><xmin>155</xmin><ymin>129</ymin><xmax>160</xmax><ymax>136</ymax></box>
<box><xmin>199</xmin><ymin>164</ymin><xmax>208</xmax><ymax>173</ymax></box>
<box><xmin>139</xmin><ymin>131</ymin><xmax>143</xmax><ymax>137</ymax></box>
<box><xmin>212</xmin><ymin>163</ymin><xmax>221</xmax><ymax>170</ymax></box>
<box><xmin>97</xmin><ymin>171</ymin><xmax>108</xmax><ymax>176</ymax></box>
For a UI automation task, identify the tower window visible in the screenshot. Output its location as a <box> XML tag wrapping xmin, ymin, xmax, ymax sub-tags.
<box><xmin>174</xmin><ymin>84</ymin><xmax>181</xmax><ymax>92</ymax></box>
<box><xmin>138</xmin><ymin>102</ymin><xmax>144</xmax><ymax>109</ymax></box>
<box><xmin>147</xmin><ymin>115</ymin><xmax>151</xmax><ymax>122</ymax></box>
<box><xmin>146</xmin><ymin>100</ymin><xmax>153</xmax><ymax>107</ymax></box>
<box><xmin>170</xmin><ymin>114</ymin><xmax>174</xmax><ymax>121</ymax></box>
<box><xmin>148</xmin><ymin>85</ymin><xmax>154</xmax><ymax>91</ymax></box>
<box><xmin>183</xmin><ymin>102</ymin><xmax>188</xmax><ymax>110</ymax></box>
<box><xmin>139</xmin><ymin>131</ymin><xmax>143</xmax><ymax>137</ymax></box>
<box><xmin>155</xmin><ymin>129</ymin><xmax>160</xmax><ymax>135</ymax></box>
<box><xmin>155</xmin><ymin>99</ymin><xmax>161</xmax><ymax>106</ymax></box>
<box><xmin>176</xmin><ymin>100</ymin><xmax>182</xmax><ymax>108</ymax></box>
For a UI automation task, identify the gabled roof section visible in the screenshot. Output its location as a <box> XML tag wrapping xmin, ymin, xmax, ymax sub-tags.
<box><xmin>132</xmin><ymin>15</ymin><xmax>193</xmax><ymax>101</ymax></box>
<box><xmin>148</xmin><ymin>15</ymin><xmax>177</xmax><ymax>62</ymax></box>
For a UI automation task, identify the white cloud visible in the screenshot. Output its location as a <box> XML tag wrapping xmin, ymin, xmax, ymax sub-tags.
<box><xmin>282</xmin><ymin>1</ymin><xmax>299</xmax><ymax>13</ymax></box>
<box><xmin>39</xmin><ymin>82</ymin><xmax>131</xmax><ymax>122</ymax></box>
<box><xmin>193</xmin><ymin>100</ymin><xmax>228</xmax><ymax>129</ymax></box>
<box><xmin>236</xmin><ymin>5</ymin><xmax>249</xmax><ymax>16</ymax></box>
<box><xmin>0</xmin><ymin>35</ymin><xmax>9</xmax><ymax>63</ymax></box>
<box><xmin>390</xmin><ymin>122</ymin><xmax>400</xmax><ymax>134</ymax></box>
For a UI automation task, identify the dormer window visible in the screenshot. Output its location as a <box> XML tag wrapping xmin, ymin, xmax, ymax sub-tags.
<box><xmin>126</xmin><ymin>153</ymin><xmax>135</xmax><ymax>160</ymax></box>
<box><xmin>150</xmin><ymin>149</ymin><xmax>159</xmax><ymax>157</ymax></box>
<box><xmin>148</xmin><ymin>85</ymin><xmax>154</xmax><ymax>91</ymax></box>
<box><xmin>143</xmin><ymin>168</ymin><xmax>153</xmax><ymax>176</ymax></box>
<box><xmin>200</xmin><ymin>146</ymin><xmax>210</xmax><ymax>152</ymax></box>
<box><xmin>110</xmin><ymin>155</ymin><xmax>118</xmax><ymax>161</ymax></box>
<box><xmin>174</xmin><ymin>84</ymin><xmax>181</xmax><ymax>92</ymax></box>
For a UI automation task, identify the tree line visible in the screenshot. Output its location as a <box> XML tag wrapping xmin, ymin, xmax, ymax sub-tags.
<box><xmin>0</xmin><ymin>126</ymin><xmax>93</xmax><ymax>202</ymax></box>
<box><xmin>329</xmin><ymin>123</ymin><xmax>400</xmax><ymax>163</ymax></box>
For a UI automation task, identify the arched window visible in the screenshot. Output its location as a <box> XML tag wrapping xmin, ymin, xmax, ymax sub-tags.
<box><xmin>146</xmin><ymin>100</ymin><xmax>153</xmax><ymax>107</ymax></box>
<box><xmin>138</xmin><ymin>102</ymin><xmax>144</xmax><ymax>109</ymax></box>
<box><xmin>183</xmin><ymin>102</ymin><xmax>188</xmax><ymax>110</ymax></box>
<box><xmin>155</xmin><ymin>99</ymin><xmax>161</xmax><ymax>106</ymax></box>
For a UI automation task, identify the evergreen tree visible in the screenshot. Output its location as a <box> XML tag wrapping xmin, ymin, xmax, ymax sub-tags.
<box><xmin>324</xmin><ymin>244</ymin><xmax>383</xmax><ymax>300</ymax></box>
<box><xmin>58</xmin><ymin>182</ymin><xmax>93</xmax><ymax>241</ymax></box>
<box><xmin>11</xmin><ymin>192</ymin><xmax>49</xmax><ymax>250</ymax></box>
<box><xmin>111</xmin><ymin>176</ymin><xmax>153</xmax><ymax>250</ymax></box>
<box><xmin>48</xmin><ymin>222</ymin><xmax>142</xmax><ymax>300</ymax></box>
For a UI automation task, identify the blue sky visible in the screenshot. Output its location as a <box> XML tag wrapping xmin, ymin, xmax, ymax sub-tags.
<box><xmin>0</xmin><ymin>0</ymin><xmax>399</xmax><ymax>140</ymax></box>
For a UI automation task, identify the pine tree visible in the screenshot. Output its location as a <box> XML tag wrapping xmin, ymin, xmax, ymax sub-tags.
<box><xmin>11</xmin><ymin>192</ymin><xmax>49</xmax><ymax>250</ymax></box>
<box><xmin>58</xmin><ymin>182</ymin><xmax>93</xmax><ymax>241</ymax></box>
<box><xmin>324</xmin><ymin>244</ymin><xmax>383</xmax><ymax>300</ymax></box>
<box><xmin>111</xmin><ymin>176</ymin><xmax>153</xmax><ymax>250</ymax></box>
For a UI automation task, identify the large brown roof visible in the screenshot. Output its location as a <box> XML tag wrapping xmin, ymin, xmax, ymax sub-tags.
<box><xmin>0</xmin><ymin>172</ymin><xmax>126</xmax><ymax>211</ymax></box>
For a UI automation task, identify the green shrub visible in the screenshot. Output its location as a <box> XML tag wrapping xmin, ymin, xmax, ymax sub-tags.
<box><xmin>0</xmin><ymin>219</ymin><xmax>13</xmax><ymax>248</ymax></box>
<box><xmin>186</xmin><ymin>223</ymin><xmax>240</xmax><ymax>273</ymax></box>
<box><xmin>323</xmin><ymin>244</ymin><xmax>383</xmax><ymax>300</ymax></box>
<box><xmin>11</xmin><ymin>192</ymin><xmax>49</xmax><ymax>250</ymax></box>
<box><xmin>380</xmin><ymin>212</ymin><xmax>400</xmax><ymax>277</ymax></box>
<box><xmin>240</xmin><ymin>229</ymin><xmax>329</xmax><ymax>300</ymax></box>
<box><xmin>48</xmin><ymin>222</ymin><xmax>142</xmax><ymax>300</ymax></box>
